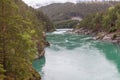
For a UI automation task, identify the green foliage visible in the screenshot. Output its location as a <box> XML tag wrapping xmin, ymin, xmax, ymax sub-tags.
<box><xmin>0</xmin><ymin>0</ymin><xmax>53</xmax><ymax>80</ymax></box>
<box><xmin>55</xmin><ymin>20</ymin><xmax>79</xmax><ymax>28</ymax></box>
<box><xmin>39</xmin><ymin>2</ymin><xmax>120</xmax><ymax>23</ymax></box>
<box><xmin>76</xmin><ymin>4</ymin><xmax>120</xmax><ymax>32</ymax></box>
<box><xmin>0</xmin><ymin>64</ymin><xmax>5</xmax><ymax>80</ymax></box>
<box><xmin>36</xmin><ymin>10</ymin><xmax>55</xmax><ymax>32</ymax></box>
<box><xmin>115</xmin><ymin>15</ymin><xmax>120</xmax><ymax>29</ymax></box>
<box><xmin>76</xmin><ymin>14</ymin><xmax>95</xmax><ymax>29</ymax></box>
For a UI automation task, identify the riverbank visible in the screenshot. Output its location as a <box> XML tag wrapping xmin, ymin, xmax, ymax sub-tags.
<box><xmin>35</xmin><ymin>32</ymin><xmax>50</xmax><ymax>59</ymax></box>
<box><xmin>71</xmin><ymin>28</ymin><xmax>120</xmax><ymax>45</ymax></box>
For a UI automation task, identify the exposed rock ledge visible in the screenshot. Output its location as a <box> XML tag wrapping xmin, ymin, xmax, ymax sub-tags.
<box><xmin>35</xmin><ymin>32</ymin><xmax>50</xmax><ymax>59</ymax></box>
<box><xmin>72</xmin><ymin>28</ymin><xmax>120</xmax><ymax>45</ymax></box>
<box><xmin>32</xmin><ymin>32</ymin><xmax>50</xmax><ymax>80</ymax></box>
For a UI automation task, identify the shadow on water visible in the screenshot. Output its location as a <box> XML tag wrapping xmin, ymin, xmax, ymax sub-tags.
<box><xmin>94</xmin><ymin>41</ymin><xmax>120</xmax><ymax>72</ymax></box>
<box><xmin>33</xmin><ymin>56</ymin><xmax>46</xmax><ymax>75</ymax></box>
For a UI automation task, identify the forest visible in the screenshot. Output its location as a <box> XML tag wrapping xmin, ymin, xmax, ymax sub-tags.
<box><xmin>39</xmin><ymin>2</ymin><xmax>120</xmax><ymax>22</ymax></box>
<box><xmin>0</xmin><ymin>0</ymin><xmax>54</xmax><ymax>80</ymax></box>
<box><xmin>76</xmin><ymin>4</ymin><xmax>120</xmax><ymax>33</ymax></box>
<box><xmin>40</xmin><ymin>1</ymin><xmax>120</xmax><ymax>28</ymax></box>
<box><xmin>54</xmin><ymin>20</ymin><xmax>79</xmax><ymax>29</ymax></box>
<box><xmin>1</xmin><ymin>0</ymin><xmax>120</xmax><ymax>80</ymax></box>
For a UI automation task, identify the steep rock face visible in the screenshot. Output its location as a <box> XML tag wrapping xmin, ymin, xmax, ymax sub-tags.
<box><xmin>36</xmin><ymin>32</ymin><xmax>50</xmax><ymax>59</ymax></box>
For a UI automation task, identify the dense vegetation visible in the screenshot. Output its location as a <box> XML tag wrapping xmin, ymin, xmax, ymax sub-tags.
<box><xmin>39</xmin><ymin>1</ymin><xmax>120</xmax><ymax>28</ymax></box>
<box><xmin>0</xmin><ymin>0</ymin><xmax>54</xmax><ymax>80</ymax></box>
<box><xmin>36</xmin><ymin>10</ymin><xmax>55</xmax><ymax>32</ymax></box>
<box><xmin>55</xmin><ymin>20</ymin><xmax>79</xmax><ymax>29</ymax></box>
<box><xmin>76</xmin><ymin>4</ymin><xmax>120</xmax><ymax>33</ymax></box>
<box><xmin>39</xmin><ymin>2</ymin><xmax>120</xmax><ymax>22</ymax></box>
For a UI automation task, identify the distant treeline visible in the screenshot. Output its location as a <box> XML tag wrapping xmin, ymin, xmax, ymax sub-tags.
<box><xmin>39</xmin><ymin>1</ymin><xmax>120</xmax><ymax>22</ymax></box>
<box><xmin>55</xmin><ymin>20</ymin><xmax>79</xmax><ymax>29</ymax></box>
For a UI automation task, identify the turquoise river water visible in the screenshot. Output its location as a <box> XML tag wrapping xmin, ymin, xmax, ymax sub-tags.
<box><xmin>33</xmin><ymin>29</ymin><xmax>120</xmax><ymax>80</ymax></box>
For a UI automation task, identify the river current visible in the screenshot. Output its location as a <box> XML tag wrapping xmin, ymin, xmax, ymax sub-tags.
<box><xmin>33</xmin><ymin>29</ymin><xmax>120</xmax><ymax>80</ymax></box>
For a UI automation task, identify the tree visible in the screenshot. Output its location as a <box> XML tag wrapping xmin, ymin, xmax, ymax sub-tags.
<box><xmin>0</xmin><ymin>0</ymin><xmax>52</xmax><ymax>79</ymax></box>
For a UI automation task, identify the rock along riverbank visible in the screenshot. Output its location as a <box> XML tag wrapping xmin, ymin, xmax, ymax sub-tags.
<box><xmin>70</xmin><ymin>28</ymin><xmax>120</xmax><ymax>45</ymax></box>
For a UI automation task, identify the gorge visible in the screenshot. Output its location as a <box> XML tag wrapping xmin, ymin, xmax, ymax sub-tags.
<box><xmin>33</xmin><ymin>29</ymin><xmax>120</xmax><ymax>80</ymax></box>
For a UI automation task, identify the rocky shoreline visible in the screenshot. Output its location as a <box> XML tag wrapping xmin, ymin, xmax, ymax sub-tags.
<box><xmin>33</xmin><ymin>32</ymin><xmax>51</xmax><ymax>79</ymax></box>
<box><xmin>35</xmin><ymin>32</ymin><xmax>50</xmax><ymax>59</ymax></box>
<box><xmin>71</xmin><ymin>28</ymin><xmax>120</xmax><ymax>45</ymax></box>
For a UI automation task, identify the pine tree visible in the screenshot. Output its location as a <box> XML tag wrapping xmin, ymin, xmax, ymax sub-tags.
<box><xmin>0</xmin><ymin>0</ymin><xmax>45</xmax><ymax>79</ymax></box>
<box><xmin>0</xmin><ymin>0</ymin><xmax>54</xmax><ymax>79</ymax></box>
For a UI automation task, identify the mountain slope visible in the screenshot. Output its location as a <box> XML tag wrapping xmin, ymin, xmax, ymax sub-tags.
<box><xmin>39</xmin><ymin>2</ymin><xmax>119</xmax><ymax>22</ymax></box>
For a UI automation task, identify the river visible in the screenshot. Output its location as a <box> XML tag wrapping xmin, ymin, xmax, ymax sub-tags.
<box><xmin>33</xmin><ymin>29</ymin><xmax>120</xmax><ymax>80</ymax></box>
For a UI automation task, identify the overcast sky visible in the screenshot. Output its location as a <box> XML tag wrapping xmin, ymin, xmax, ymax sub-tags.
<box><xmin>22</xmin><ymin>0</ymin><xmax>102</xmax><ymax>8</ymax></box>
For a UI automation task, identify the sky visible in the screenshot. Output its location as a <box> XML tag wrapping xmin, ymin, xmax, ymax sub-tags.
<box><xmin>22</xmin><ymin>0</ymin><xmax>101</xmax><ymax>8</ymax></box>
